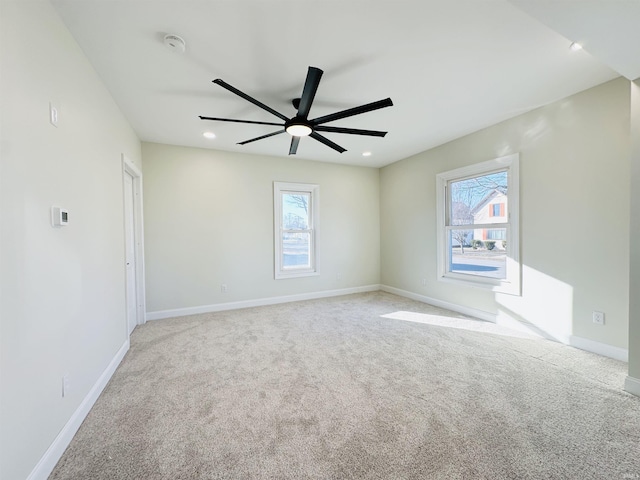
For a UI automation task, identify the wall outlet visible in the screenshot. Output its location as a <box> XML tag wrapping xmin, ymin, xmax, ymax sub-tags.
<box><xmin>421</xmin><ymin>278</ymin><xmax>427</xmax><ymax>287</ymax></box>
<box><xmin>62</xmin><ymin>373</ymin><xmax>70</xmax><ymax>397</ymax></box>
<box><xmin>221</xmin><ymin>284</ymin><xmax>227</xmax><ymax>293</ymax></box>
<box><xmin>592</xmin><ymin>311</ymin><xmax>605</xmax><ymax>325</ymax></box>
<box><xmin>336</xmin><ymin>272</ymin><xmax>342</xmax><ymax>281</ymax></box>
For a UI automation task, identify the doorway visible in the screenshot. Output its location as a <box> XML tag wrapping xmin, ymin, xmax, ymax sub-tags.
<box><xmin>122</xmin><ymin>155</ymin><xmax>146</xmax><ymax>335</ymax></box>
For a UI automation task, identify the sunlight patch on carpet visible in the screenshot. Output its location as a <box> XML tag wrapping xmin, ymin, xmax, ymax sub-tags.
<box><xmin>380</xmin><ymin>310</ymin><xmax>540</xmax><ymax>339</ymax></box>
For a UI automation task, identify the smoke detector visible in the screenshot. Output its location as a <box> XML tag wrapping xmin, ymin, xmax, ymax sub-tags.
<box><xmin>164</xmin><ymin>34</ymin><xmax>186</xmax><ymax>53</ymax></box>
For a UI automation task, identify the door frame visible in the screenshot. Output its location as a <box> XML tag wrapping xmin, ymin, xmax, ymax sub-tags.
<box><xmin>122</xmin><ymin>154</ymin><xmax>146</xmax><ymax>331</ymax></box>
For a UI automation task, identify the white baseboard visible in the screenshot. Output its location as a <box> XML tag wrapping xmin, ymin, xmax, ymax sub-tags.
<box><xmin>381</xmin><ymin>285</ymin><xmax>630</xmax><ymax>362</ymax></box>
<box><xmin>625</xmin><ymin>375</ymin><xmax>640</xmax><ymax>397</ymax></box>
<box><xmin>146</xmin><ymin>284</ymin><xmax>382</xmax><ymax>321</ymax></box>
<box><xmin>379</xmin><ymin>284</ymin><xmax>496</xmax><ymax>322</ymax></box>
<box><xmin>27</xmin><ymin>339</ymin><xmax>130</xmax><ymax>480</ymax></box>
<box><xmin>494</xmin><ymin>315</ymin><xmax>568</xmax><ymax>343</ymax></box>
<box><xmin>569</xmin><ymin>335</ymin><xmax>628</xmax><ymax>362</ymax></box>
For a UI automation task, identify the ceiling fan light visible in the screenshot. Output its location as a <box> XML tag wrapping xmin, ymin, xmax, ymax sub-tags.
<box><xmin>286</xmin><ymin>124</ymin><xmax>312</xmax><ymax>137</ymax></box>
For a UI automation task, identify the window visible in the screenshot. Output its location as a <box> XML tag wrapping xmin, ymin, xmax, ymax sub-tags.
<box><xmin>274</xmin><ymin>182</ymin><xmax>319</xmax><ymax>279</ymax></box>
<box><xmin>485</xmin><ymin>229</ymin><xmax>506</xmax><ymax>240</ymax></box>
<box><xmin>490</xmin><ymin>203</ymin><xmax>504</xmax><ymax>217</ymax></box>
<box><xmin>436</xmin><ymin>154</ymin><xmax>520</xmax><ymax>294</ymax></box>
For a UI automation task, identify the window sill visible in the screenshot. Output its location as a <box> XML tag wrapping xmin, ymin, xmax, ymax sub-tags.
<box><xmin>438</xmin><ymin>273</ymin><xmax>521</xmax><ymax>296</ymax></box>
<box><xmin>275</xmin><ymin>270</ymin><xmax>319</xmax><ymax>280</ymax></box>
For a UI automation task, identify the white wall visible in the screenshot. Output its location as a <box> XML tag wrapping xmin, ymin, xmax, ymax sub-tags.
<box><xmin>0</xmin><ymin>2</ymin><xmax>141</xmax><ymax>479</ymax></box>
<box><xmin>142</xmin><ymin>142</ymin><xmax>380</xmax><ymax>315</ymax></box>
<box><xmin>381</xmin><ymin>78</ymin><xmax>630</xmax><ymax>351</ymax></box>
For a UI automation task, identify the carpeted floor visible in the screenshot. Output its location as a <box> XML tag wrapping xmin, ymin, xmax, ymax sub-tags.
<box><xmin>50</xmin><ymin>292</ymin><xmax>640</xmax><ymax>479</ymax></box>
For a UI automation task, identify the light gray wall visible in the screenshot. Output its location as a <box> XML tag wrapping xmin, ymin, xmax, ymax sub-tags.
<box><xmin>0</xmin><ymin>2</ymin><xmax>141</xmax><ymax>478</ymax></box>
<box><xmin>629</xmin><ymin>79</ymin><xmax>640</xmax><ymax>380</ymax></box>
<box><xmin>380</xmin><ymin>78</ymin><xmax>630</xmax><ymax>349</ymax></box>
<box><xmin>142</xmin><ymin>142</ymin><xmax>380</xmax><ymax>313</ymax></box>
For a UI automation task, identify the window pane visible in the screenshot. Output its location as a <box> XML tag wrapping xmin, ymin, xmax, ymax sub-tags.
<box><xmin>449</xmin><ymin>171</ymin><xmax>507</xmax><ymax>226</ymax></box>
<box><xmin>283</xmin><ymin>193</ymin><xmax>310</xmax><ymax>229</ymax></box>
<box><xmin>283</xmin><ymin>232</ymin><xmax>310</xmax><ymax>268</ymax></box>
<box><xmin>450</xmin><ymin>229</ymin><xmax>473</xmax><ymax>249</ymax></box>
<box><xmin>449</xmin><ymin>228</ymin><xmax>507</xmax><ymax>280</ymax></box>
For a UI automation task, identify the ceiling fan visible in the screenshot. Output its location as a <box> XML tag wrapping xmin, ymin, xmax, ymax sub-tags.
<box><xmin>199</xmin><ymin>66</ymin><xmax>393</xmax><ymax>155</ymax></box>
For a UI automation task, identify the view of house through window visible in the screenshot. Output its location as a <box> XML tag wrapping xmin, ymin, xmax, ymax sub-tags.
<box><xmin>436</xmin><ymin>154</ymin><xmax>520</xmax><ymax>294</ymax></box>
<box><xmin>449</xmin><ymin>170</ymin><xmax>508</xmax><ymax>279</ymax></box>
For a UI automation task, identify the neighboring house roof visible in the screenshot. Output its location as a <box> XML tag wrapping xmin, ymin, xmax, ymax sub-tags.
<box><xmin>470</xmin><ymin>189</ymin><xmax>506</xmax><ymax>216</ymax></box>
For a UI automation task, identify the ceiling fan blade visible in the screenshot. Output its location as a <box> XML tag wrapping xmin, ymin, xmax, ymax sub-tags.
<box><xmin>310</xmin><ymin>132</ymin><xmax>346</xmax><ymax>153</ymax></box>
<box><xmin>314</xmin><ymin>125</ymin><xmax>387</xmax><ymax>137</ymax></box>
<box><xmin>297</xmin><ymin>67</ymin><xmax>323</xmax><ymax>119</ymax></box>
<box><xmin>289</xmin><ymin>136</ymin><xmax>300</xmax><ymax>155</ymax></box>
<box><xmin>213</xmin><ymin>79</ymin><xmax>290</xmax><ymax>122</ymax></box>
<box><xmin>237</xmin><ymin>129</ymin><xmax>285</xmax><ymax>145</ymax></box>
<box><xmin>199</xmin><ymin>116</ymin><xmax>283</xmax><ymax>127</ymax></box>
<box><xmin>311</xmin><ymin>98</ymin><xmax>393</xmax><ymax>126</ymax></box>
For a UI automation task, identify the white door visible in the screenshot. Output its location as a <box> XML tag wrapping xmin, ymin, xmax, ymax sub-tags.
<box><xmin>123</xmin><ymin>171</ymin><xmax>138</xmax><ymax>335</ymax></box>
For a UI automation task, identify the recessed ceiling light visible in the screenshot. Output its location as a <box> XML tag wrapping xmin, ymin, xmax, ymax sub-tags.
<box><xmin>203</xmin><ymin>131</ymin><xmax>216</xmax><ymax>139</ymax></box>
<box><xmin>569</xmin><ymin>42</ymin><xmax>583</xmax><ymax>52</ymax></box>
<box><xmin>362</xmin><ymin>151</ymin><xmax>372</xmax><ymax>157</ymax></box>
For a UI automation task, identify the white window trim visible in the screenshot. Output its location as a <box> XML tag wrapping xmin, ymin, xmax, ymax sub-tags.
<box><xmin>274</xmin><ymin>182</ymin><xmax>320</xmax><ymax>280</ymax></box>
<box><xmin>436</xmin><ymin>153</ymin><xmax>520</xmax><ymax>295</ymax></box>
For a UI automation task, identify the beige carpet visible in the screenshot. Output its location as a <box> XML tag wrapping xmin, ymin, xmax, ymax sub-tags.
<box><xmin>50</xmin><ymin>292</ymin><xmax>640</xmax><ymax>479</ymax></box>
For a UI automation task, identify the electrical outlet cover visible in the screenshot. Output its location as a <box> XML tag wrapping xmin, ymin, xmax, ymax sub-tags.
<box><xmin>593</xmin><ymin>311</ymin><xmax>605</xmax><ymax>325</ymax></box>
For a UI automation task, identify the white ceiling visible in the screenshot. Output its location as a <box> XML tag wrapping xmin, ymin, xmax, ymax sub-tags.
<box><xmin>50</xmin><ymin>0</ymin><xmax>639</xmax><ymax>168</ymax></box>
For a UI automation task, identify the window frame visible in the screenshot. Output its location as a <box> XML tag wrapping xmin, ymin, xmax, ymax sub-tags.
<box><xmin>435</xmin><ymin>153</ymin><xmax>520</xmax><ymax>295</ymax></box>
<box><xmin>273</xmin><ymin>182</ymin><xmax>320</xmax><ymax>280</ymax></box>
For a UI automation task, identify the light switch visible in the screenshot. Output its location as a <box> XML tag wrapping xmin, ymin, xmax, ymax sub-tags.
<box><xmin>49</xmin><ymin>102</ymin><xmax>59</xmax><ymax>127</ymax></box>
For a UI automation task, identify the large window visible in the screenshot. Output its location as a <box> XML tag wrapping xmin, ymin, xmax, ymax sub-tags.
<box><xmin>274</xmin><ymin>182</ymin><xmax>319</xmax><ymax>279</ymax></box>
<box><xmin>436</xmin><ymin>154</ymin><xmax>520</xmax><ymax>294</ymax></box>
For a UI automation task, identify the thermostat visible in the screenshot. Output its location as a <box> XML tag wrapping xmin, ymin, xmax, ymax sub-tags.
<box><xmin>51</xmin><ymin>206</ymin><xmax>68</xmax><ymax>227</ymax></box>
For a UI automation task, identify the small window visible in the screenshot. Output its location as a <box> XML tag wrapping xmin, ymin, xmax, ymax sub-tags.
<box><xmin>274</xmin><ymin>182</ymin><xmax>319</xmax><ymax>279</ymax></box>
<box><xmin>436</xmin><ymin>154</ymin><xmax>520</xmax><ymax>294</ymax></box>
<box><xmin>490</xmin><ymin>203</ymin><xmax>504</xmax><ymax>217</ymax></box>
<box><xmin>485</xmin><ymin>228</ymin><xmax>506</xmax><ymax>241</ymax></box>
